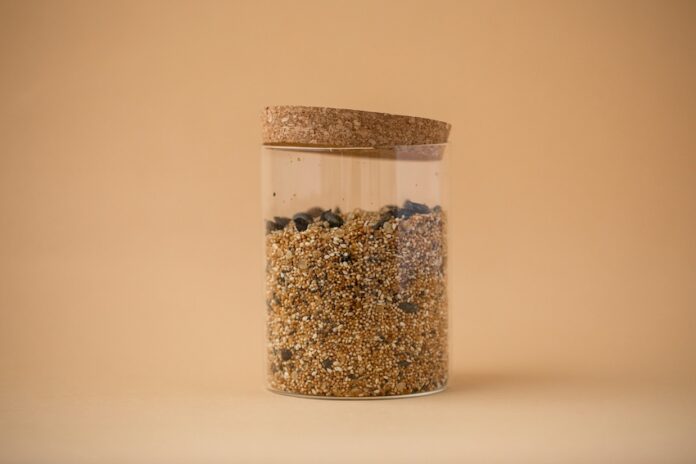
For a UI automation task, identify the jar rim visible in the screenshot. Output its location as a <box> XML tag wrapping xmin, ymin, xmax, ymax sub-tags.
<box><xmin>262</xmin><ymin>143</ymin><xmax>447</xmax><ymax>161</ymax></box>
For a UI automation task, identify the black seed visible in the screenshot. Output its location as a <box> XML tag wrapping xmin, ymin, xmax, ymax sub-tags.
<box><xmin>398</xmin><ymin>302</ymin><xmax>419</xmax><ymax>314</ymax></box>
<box><xmin>404</xmin><ymin>200</ymin><xmax>430</xmax><ymax>214</ymax></box>
<box><xmin>280</xmin><ymin>349</ymin><xmax>292</xmax><ymax>361</ymax></box>
<box><xmin>292</xmin><ymin>212</ymin><xmax>313</xmax><ymax>232</ymax></box>
<box><xmin>398</xmin><ymin>200</ymin><xmax>430</xmax><ymax>218</ymax></box>
<box><xmin>306</xmin><ymin>206</ymin><xmax>324</xmax><ymax>218</ymax></box>
<box><xmin>293</xmin><ymin>212</ymin><xmax>313</xmax><ymax>222</ymax></box>
<box><xmin>379</xmin><ymin>204</ymin><xmax>399</xmax><ymax>217</ymax></box>
<box><xmin>347</xmin><ymin>373</ymin><xmax>359</xmax><ymax>380</ymax></box>
<box><xmin>397</xmin><ymin>208</ymin><xmax>413</xmax><ymax>218</ymax></box>
<box><xmin>265</xmin><ymin>220</ymin><xmax>277</xmax><ymax>234</ymax></box>
<box><xmin>398</xmin><ymin>360</ymin><xmax>411</xmax><ymax>368</ymax></box>
<box><xmin>320</xmin><ymin>210</ymin><xmax>344</xmax><ymax>228</ymax></box>
<box><xmin>274</xmin><ymin>216</ymin><xmax>291</xmax><ymax>228</ymax></box>
<box><xmin>321</xmin><ymin>358</ymin><xmax>334</xmax><ymax>369</ymax></box>
<box><xmin>339</xmin><ymin>253</ymin><xmax>351</xmax><ymax>263</ymax></box>
<box><xmin>372</xmin><ymin>214</ymin><xmax>392</xmax><ymax>230</ymax></box>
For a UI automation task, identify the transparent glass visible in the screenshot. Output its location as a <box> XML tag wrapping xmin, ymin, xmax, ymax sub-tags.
<box><xmin>261</xmin><ymin>144</ymin><xmax>448</xmax><ymax>399</ymax></box>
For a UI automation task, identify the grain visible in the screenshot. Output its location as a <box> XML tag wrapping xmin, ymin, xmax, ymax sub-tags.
<box><xmin>265</xmin><ymin>207</ymin><xmax>448</xmax><ymax>397</ymax></box>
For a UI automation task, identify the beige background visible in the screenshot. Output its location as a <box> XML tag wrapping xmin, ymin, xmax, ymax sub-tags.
<box><xmin>1</xmin><ymin>1</ymin><xmax>695</xmax><ymax>462</ymax></box>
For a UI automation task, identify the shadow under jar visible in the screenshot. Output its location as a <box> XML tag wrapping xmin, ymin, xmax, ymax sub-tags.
<box><xmin>261</xmin><ymin>106</ymin><xmax>451</xmax><ymax>399</ymax></box>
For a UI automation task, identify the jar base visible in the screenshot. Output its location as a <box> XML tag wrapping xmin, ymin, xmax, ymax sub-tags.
<box><xmin>266</xmin><ymin>385</ymin><xmax>447</xmax><ymax>400</ymax></box>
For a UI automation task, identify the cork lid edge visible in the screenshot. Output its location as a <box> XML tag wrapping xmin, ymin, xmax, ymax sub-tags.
<box><xmin>262</xmin><ymin>106</ymin><xmax>451</xmax><ymax>147</ymax></box>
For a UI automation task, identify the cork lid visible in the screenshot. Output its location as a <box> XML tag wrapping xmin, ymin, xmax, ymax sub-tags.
<box><xmin>262</xmin><ymin>106</ymin><xmax>451</xmax><ymax>148</ymax></box>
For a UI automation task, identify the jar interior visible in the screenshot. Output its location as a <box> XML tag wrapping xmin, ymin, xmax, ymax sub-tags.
<box><xmin>262</xmin><ymin>144</ymin><xmax>448</xmax><ymax>398</ymax></box>
<box><xmin>261</xmin><ymin>144</ymin><xmax>446</xmax><ymax>219</ymax></box>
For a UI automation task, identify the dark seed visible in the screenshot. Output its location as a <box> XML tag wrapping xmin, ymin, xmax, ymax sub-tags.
<box><xmin>306</xmin><ymin>207</ymin><xmax>324</xmax><ymax>218</ymax></box>
<box><xmin>379</xmin><ymin>204</ymin><xmax>399</xmax><ymax>217</ymax></box>
<box><xmin>398</xmin><ymin>200</ymin><xmax>430</xmax><ymax>218</ymax></box>
<box><xmin>404</xmin><ymin>200</ymin><xmax>430</xmax><ymax>214</ymax></box>
<box><xmin>397</xmin><ymin>208</ymin><xmax>413</xmax><ymax>218</ymax></box>
<box><xmin>320</xmin><ymin>210</ymin><xmax>344</xmax><ymax>228</ymax></box>
<box><xmin>293</xmin><ymin>212</ymin><xmax>313</xmax><ymax>222</ymax></box>
<box><xmin>372</xmin><ymin>214</ymin><xmax>392</xmax><ymax>230</ymax></box>
<box><xmin>274</xmin><ymin>216</ymin><xmax>291</xmax><ymax>228</ymax></box>
<box><xmin>339</xmin><ymin>253</ymin><xmax>351</xmax><ymax>263</ymax></box>
<box><xmin>321</xmin><ymin>358</ymin><xmax>334</xmax><ymax>369</ymax></box>
<box><xmin>280</xmin><ymin>349</ymin><xmax>292</xmax><ymax>361</ymax></box>
<box><xmin>292</xmin><ymin>212</ymin><xmax>313</xmax><ymax>232</ymax></box>
<box><xmin>267</xmin><ymin>218</ymin><xmax>288</xmax><ymax>233</ymax></box>
<box><xmin>398</xmin><ymin>360</ymin><xmax>411</xmax><ymax>368</ymax></box>
<box><xmin>398</xmin><ymin>302</ymin><xmax>419</xmax><ymax>314</ymax></box>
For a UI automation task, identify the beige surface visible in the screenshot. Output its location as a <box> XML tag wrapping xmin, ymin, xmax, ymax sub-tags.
<box><xmin>1</xmin><ymin>0</ymin><xmax>695</xmax><ymax>462</ymax></box>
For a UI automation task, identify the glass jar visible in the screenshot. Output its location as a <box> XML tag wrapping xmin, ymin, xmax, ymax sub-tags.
<box><xmin>261</xmin><ymin>106</ymin><xmax>450</xmax><ymax>398</ymax></box>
